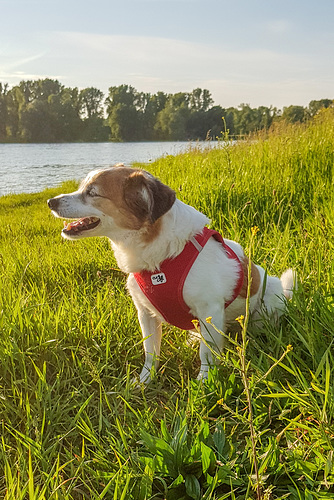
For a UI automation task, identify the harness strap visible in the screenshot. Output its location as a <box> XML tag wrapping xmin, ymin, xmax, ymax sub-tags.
<box><xmin>134</xmin><ymin>227</ymin><xmax>244</xmax><ymax>330</ymax></box>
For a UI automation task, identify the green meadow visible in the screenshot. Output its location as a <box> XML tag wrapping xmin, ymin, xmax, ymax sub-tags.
<box><xmin>1</xmin><ymin>108</ymin><xmax>334</xmax><ymax>499</ymax></box>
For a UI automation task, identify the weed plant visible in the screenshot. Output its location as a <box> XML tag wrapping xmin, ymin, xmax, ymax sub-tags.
<box><xmin>0</xmin><ymin>108</ymin><xmax>334</xmax><ymax>498</ymax></box>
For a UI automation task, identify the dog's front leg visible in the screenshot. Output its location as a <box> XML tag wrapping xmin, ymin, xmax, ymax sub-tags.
<box><xmin>197</xmin><ymin>307</ymin><xmax>225</xmax><ymax>380</ymax></box>
<box><xmin>137</xmin><ymin>308</ymin><xmax>162</xmax><ymax>384</ymax></box>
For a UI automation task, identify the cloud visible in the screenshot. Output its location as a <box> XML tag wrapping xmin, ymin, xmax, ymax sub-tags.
<box><xmin>0</xmin><ymin>41</ymin><xmax>48</xmax><ymax>84</ymax></box>
<box><xmin>265</xmin><ymin>20</ymin><xmax>292</xmax><ymax>35</ymax></box>
<box><xmin>6</xmin><ymin>52</ymin><xmax>47</xmax><ymax>69</ymax></box>
<box><xmin>46</xmin><ymin>31</ymin><xmax>308</xmax><ymax>89</ymax></box>
<box><xmin>1</xmin><ymin>30</ymin><xmax>331</xmax><ymax>108</ymax></box>
<box><xmin>0</xmin><ymin>70</ymin><xmax>61</xmax><ymax>83</ymax></box>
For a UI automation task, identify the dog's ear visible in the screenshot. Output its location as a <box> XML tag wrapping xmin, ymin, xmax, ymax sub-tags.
<box><xmin>149</xmin><ymin>175</ymin><xmax>176</xmax><ymax>222</ymax></box>
<box><xmin>123</xmin><ymin>171</ymin><xmax>176</xmax><ymax>223</ymax></box>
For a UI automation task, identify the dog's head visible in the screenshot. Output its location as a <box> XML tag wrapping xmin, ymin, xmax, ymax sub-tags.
<box><xmin>47</xmin><ymin>165</ymin><xmax>176</xmax><ymax>240</ymax></box>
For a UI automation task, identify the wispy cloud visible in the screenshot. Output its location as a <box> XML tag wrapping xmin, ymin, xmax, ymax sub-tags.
<box><xmin>0</xmin><ymin>70</ymin><xmax>62</xmax><ymax>83</ymax></box>
<box><xmin>265</xmin><ymin>20</ymin><xmax>292</xmax><ymax>35</ymax></box>
<box><xmin>1</xmin><ymin>30</ymin><xmax>331</xmax><ymax>108</ymax></box>
<box><xmin>6</xmin><ymin>52</ymin><xmax>47</xmax><ymax>69</ymax></box>
<box><xmin>0</xmin><ymin>48</ymin><xmax>48</xmax><ymax>83</ymax></box>
<box><xmin>47</xmin><ymin>31</ymin><xmax>308</xmax><ymax>86</ymax></box>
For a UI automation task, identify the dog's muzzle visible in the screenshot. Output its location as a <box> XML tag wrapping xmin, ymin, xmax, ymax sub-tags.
<box><xmin>47</xmin><ymin>198</ymin><xmax>59</xmax><ymax>211</ymax></box>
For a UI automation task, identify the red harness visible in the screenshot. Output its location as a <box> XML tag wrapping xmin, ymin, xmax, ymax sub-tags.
<box><xmin>133</xmin><ymin>227</ymin><xmax>244</xmax><ymax>330</ymax></box>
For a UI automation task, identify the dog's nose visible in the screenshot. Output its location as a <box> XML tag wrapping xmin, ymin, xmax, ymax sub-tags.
<box><xmin>47</xmin><ymin>198</ymin><xmax>58</xmax><ymax>210</ymax></box>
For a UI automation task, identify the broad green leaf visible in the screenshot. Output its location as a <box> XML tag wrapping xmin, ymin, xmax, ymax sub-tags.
<box><xmin>185</xmin><ymin>474</ymin><xmax>201</xmax><ymax>500</ymax></box>
<box><xmin>213</xmin><ymin>422</ymin><xmax>225</xmax><ymax>458</ymax></box>
<box><xmin>201</xmin><ymin>442</ymin><xmax>216</xmax><ymax>474</ymax></box>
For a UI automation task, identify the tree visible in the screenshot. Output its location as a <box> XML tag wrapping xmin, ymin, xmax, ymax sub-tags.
<box><xmin>48</xmin><ymin>88</ymin><xmax>82</xmax><ymax>142</ymax></box>
<box><xmin>281</xmin><ymin>105</ymin><xmax>307</xmax><ymax>123</ymax></box>
<box><xmin>106</xmin><ymin>84</ymin><xmax>139</xmax><ymax>108</ymax></box>
<box><xmin>255</xmin><ymin>106</ymin><xmax>277</xmax><ymax>130</ymax></box>
<box><xmin>20</xmin><ymin>99</ymin><xmax>54</xmax><ymax>142</ymax></box>
<box><xmin>5</xmin><ymin>86</ymin><xmax>21</xmax><ymax>140</ymax></box>
<box><xmin>6</xmin><ymin>81</ymin><xmax>35</xmax><ymax>140</ymax></box>
<box><xmin>154</xmin><ymin>105</ymin><xmax>190</xmax><ymax>141</ymax></box>
<box><xmin>308</xmin><ymin>99</ymin><xmax>333</xmax><ymax>117</ymax></box>
<box><xmin>79</xmin><ymin>87</ymin><xmax>105</xmax><ymax>118</ymax></box>
<box><xmin>108</xmin><ymin>103</ymin><xmax>139</xmax><ymax>141</ymax></box>
<box><xmin>81</xmin><ymin>115</ymin><xmax>110</xmax><ymax>141</ymax></box>
<box><xmin>148</xmin><ymin>92</ymin><xmax>168</xmax><ymax>115</ymax></box>
<box><xmin>205</xmin><ymin>106</ymin><xmax>230</xmax><ymax>139</ymax></box>
<box><xmin>233</xmin><ymin>104</ymin><xmax>258</xmax><ymax>135</ymax></box>
<box><xmin>77</xmin><ymin>87</ymin><xmax>109</xmax><ymax>141</ymax></box>
<box><xmin>231</xmin><ymin>104</ymin><xmax>278</xmax><ymax>135</ymax></box>
<box><xmin>5</xmin><ymin>79</ymin><xmax>66</xmax><ymax>142</ymax></box>
<box><xmin>154</xmin><ymin>93</ymin><xmax>190</xmax><ymax>140</ymax></box>
<box><xmin>141</xmin><ymin>92</ymin><xmax>168</xmax><ymax>140</ymax></box>
<box><xmin>19</xmin><ymin>81</ymin><xmax>82</xmax><ymax>142</ymax></box>
<box><xmin>185</xmin><ymin>89</ymin><xmax>220</xmax><ymax>139</ymax></box>
<box><xmin>31</xmin><ymin>79</ymin><xmax>63</xmax><ymax>101</ymax></box>
<box><xmin>106</xmin><ymin>85</ymin><xmax>141</xmax><ymax>141</ymax></box>
<box><xmin>0</xmin><ymin>83</ymin><xmax>8</xmax><ymax>140</ymax></box>
<box><xmin>2</xmin><ymin>77</ymin><xmax>333</xmax><ymax>143</ymax></box>
<box><xmin>189</xmin><ymin>88</ymin><xmax>213</xmax><ymax>112</ymax></box>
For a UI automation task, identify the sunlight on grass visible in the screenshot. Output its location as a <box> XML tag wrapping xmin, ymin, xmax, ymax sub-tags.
<box><xmin>1</xmin><ymin>109</ymin><xmax>334</xmax><ymax>498</ymax></box>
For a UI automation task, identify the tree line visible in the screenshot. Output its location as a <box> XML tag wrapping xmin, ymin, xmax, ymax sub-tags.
<box><xmin>0</xmin><ymin>79</ymin><xmax>332</xmax><ymax>143</ymax></box>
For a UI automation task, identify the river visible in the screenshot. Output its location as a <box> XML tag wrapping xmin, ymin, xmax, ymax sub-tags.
<box><xmin>0</xmin><ymin>141</ymin><xmax>215</xmax><ymax>196</ymax></box>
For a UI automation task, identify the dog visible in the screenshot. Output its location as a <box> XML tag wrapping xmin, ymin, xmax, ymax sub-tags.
<box><xmin>48</xmin><ymin>164</ymin><xmax>295</xmax><ymax>384</ymax></box>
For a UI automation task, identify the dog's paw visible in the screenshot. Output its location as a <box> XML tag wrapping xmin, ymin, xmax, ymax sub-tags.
<box><xmin>131</xmin><ymin>365</ymin><xmax>155</xmax><ymax>387</ymax></box>
<box><xmin>129</xmin><ymin>376</ymin><xmax>145</xmax><ymax>390</ymax></box>
<box><xmin>196</xmin><ymin>369</ymin><xmax>209</xmax><ymax>381</ymax></box>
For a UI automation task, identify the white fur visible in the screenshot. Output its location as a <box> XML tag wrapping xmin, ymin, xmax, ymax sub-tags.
<box><xmin>112</xmin><ymin>199</ymin><xmax>210</xmax><ymax>273</ymax></box>
<box><xmin>48</xmin><ymin>167</ymin><xmax>296</xmax><ymax>384</ymax></box>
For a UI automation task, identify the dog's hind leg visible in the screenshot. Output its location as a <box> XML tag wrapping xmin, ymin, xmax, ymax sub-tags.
<box><xmin>280</xmin><ymin>268</ymin><xmax>297</xmax><ymax>300</ymax></box>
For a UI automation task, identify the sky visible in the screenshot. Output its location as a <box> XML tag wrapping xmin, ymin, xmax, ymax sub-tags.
<box><xmin>1</xmin><ymin>0</ymin><xmax>334</xmax><ymax>110</ymax></box>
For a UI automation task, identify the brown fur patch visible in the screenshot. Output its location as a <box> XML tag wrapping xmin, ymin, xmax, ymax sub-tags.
<box><xmin>123</xmin><ymin>170</ymin><xmax>175</xmax><ymax>223</ymax></box>
<box><xmin>147</xmin><ymin>178</ymin><xmax>176</xmax><ymax>223</ymax></box>
<box><xmin>141</xmin><ymin>217</ymin><xmax>163</xmax><ymax>243</ymax></box>
<box><xmin>238</xmin><ymin>257</ymin><xmax>261</xmax><ymax>298</ymax></box>
<box><xmin>81</xmin><ymin>166</ymin><xmax>175</xmax><ymax>234</ymax></box>
<box><xmin>86</xmin><ymin>167</ymin><xmax>144</xmax><ymax>230</ymax></box>
<box><xmin>123</xmin><ymin>171</ymin><xmax>154</xmax><ymax>222</ymax></box>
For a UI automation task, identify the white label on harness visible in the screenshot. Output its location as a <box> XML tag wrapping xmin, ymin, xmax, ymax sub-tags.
<box><xmin>151</xmin><ymin>273</ymin><xmax>167</xmax><ymax>285</ymax></box>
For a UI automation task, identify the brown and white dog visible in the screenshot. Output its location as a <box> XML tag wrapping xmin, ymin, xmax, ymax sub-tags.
<box><xmin>48</xmin><ymin>165</ymin><xmax>295</xmax><ymax>384</ymax></box>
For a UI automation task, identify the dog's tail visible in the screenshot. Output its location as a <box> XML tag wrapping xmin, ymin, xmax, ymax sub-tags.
<box><xmin>280</xmin><ymin>269</ymin><xmax>297</xmax><ymax>300</ymax></box>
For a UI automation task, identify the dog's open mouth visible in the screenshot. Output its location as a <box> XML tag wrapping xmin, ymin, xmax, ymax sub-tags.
<box><xmin>62</xmin><ymin>217</ymin><xmax>101</xmax><ymax>235</ymax></box>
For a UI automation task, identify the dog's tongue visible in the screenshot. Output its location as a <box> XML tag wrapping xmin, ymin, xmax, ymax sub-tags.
<box><xmin>64</xmin><ymin>217</ymin><xmax>99</xmax><ymax>232</ymax></box>
<box><xmin>65</xmin><ymin>219</ymin><xmax>85</xmax><ymax>230</ymax></box>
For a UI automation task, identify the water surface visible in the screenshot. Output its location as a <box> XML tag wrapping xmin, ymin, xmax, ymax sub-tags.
<box><xmin>0</xmin><ymin>141</ymin><xmax>212</xmax><ymax>196</ymax></box>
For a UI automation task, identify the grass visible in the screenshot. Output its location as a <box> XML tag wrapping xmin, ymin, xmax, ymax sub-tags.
<box><xmin>0</xmin><ymin>108</ymin><xmax>334</xmax><ymax>499</ymax></box>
